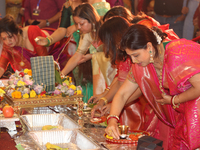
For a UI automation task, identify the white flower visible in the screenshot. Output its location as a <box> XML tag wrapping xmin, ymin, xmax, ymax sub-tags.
<box><xmin>152</xmin><ymin>30</ymin><xmax>162</xmax><ymax>44</ymax></box>
<box><xmin>23</xmin><ymin>75</ymin><xmax>30</xmax><ymax>81</ymax></box>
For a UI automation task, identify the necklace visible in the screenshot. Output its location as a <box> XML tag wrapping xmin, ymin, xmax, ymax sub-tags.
<box><xmin>11</xmin><ymin>35</ymin><xmax>25</xmax><ymax>67</ymax></box>
<box><xmin>154</xmin><ymin>45</ymin><xmax>165</xmax><ymax>94</ymax></box>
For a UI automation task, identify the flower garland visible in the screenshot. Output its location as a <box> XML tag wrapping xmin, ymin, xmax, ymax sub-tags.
<box><xmin>4</xmin><ymin>69</ymin><xmax>82</xmax><ymax>99</ymax></box>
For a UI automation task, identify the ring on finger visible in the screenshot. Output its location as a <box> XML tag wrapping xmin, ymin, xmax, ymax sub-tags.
<box><xmin>161</xmin><ymin>103</ymin><xmax>164</xmax><ymax>105</ymax></box>
<box><xmin>108</xmin><ymin>130</ymin><xmax>112</xmax><ymax>135</ymax></box>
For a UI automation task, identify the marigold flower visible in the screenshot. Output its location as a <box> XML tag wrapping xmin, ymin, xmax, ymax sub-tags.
<box><xmin>27</xmin><ymin>70</ymin><xmax>32</xmax><ymax>76</ymax></box>
<box><xmin>23</xmin><ymin>93</ymin><xmax>29</xmax><ymax>99</ymax></box>
<box><xmin>77</xmin><ymin>90</ymin><xmax>82</xmax><ymax>95</ymax></box>
<box><xmin>69</xmin><ymin>85</ymin><xmax>76</xmax><ymax>90</ymax></box>
<box><xmin>30</xmin><ymin>90</ymin><xmax>36</xmax><ymax>98</ymax></box>
<box><xmin>17</xmin><ymin>80</ymin><xmax>25</xmax><ymax>86</ymax></box>
<box><xmin>24</xmin><ymin>69</ymin><xmax>29</xmax><ymax>74</ymax></box>
<box><xmin>12</xmin><ymin>91</ymin><xmax>22</xmax><ymax>99</ymax></box>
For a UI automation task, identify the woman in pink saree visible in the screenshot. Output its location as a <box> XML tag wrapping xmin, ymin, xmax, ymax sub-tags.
<box><xmin>105</xmin><ymin>24</ymin><xmax>200</xmax><ymax>149</ymax></box>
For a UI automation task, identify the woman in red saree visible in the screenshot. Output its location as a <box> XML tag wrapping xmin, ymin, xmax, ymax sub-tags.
<box><xmin>0</xmin><ymin>15</ymin><xmax>71</xmax><ymax>78</ymax></box>
<box><xmin>105</xmin><ymin>24</ymin><xmax>200</xmax><ymax>149</ymax></box>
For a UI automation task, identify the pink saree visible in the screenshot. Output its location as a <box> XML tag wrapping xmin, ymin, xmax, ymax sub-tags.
<box><xmin>131</xmin><ymin>39</ymin><xmax>200</xmax><ymax>149</ymax></box>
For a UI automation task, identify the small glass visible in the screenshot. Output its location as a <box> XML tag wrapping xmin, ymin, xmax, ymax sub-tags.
<box><xmin>118</xmin><ymin>125</ymin><xmax>129</xmax><ymax>139</ymax></box>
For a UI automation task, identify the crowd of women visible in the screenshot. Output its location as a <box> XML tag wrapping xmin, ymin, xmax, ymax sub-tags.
<box><xmin>0</xmin><ymin>1</ymin><xmax>200</xmax><ymax>149</ymax></box>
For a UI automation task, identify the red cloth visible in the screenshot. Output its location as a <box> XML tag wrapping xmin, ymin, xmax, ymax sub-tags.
<box><xmin>115</xmin><ymin>56</ymin><xmax>149</xmax><ymax>131</ymax></box>
<box><xmin>24</xmin><ymin>0</ymin><xmax>65</xmax><ymax>29</ymax></box>
<box><xmin>0</xmin><ymin>132</ymin><xmax>17</xmax><ymax>150</ymax></box>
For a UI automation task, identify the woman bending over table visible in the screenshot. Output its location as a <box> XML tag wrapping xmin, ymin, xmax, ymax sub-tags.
<box><xmin>105</xmin><ymin>24</ymin><xmax>200</xmax><ymax>149</ymax></box>
<box><xmin>60</xmin><ymin>3</ymin><xmax>116</xmax><ymax>95</ymax></box>
<box><xmin>0</xmin><ymin>15</ymin><xmax>71</xmax><ymax>78</ymax></box>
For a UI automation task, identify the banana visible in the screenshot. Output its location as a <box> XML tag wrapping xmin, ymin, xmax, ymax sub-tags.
<box><xmin>45</xmin><ymin>142</ymin><xmax>68</xmax><ymax>150</ymax></box>
<box><xmin>42</xmin><ymin>125</ymin><xmax>58</xmax><ymax>130</ymax></box>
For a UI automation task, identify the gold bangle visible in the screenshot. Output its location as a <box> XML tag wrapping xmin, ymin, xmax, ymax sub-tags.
<box><xmin>172</xmin><ymin>95</ymin><xmax>180</xmax><ymax>109</ymax></box>
<box><xmin>105</xmin><ymin>87</ymin><xmax>110</xmax><ymax>91</ymax></box>
<box><xmin>47</xmin><ymin>36</ymin><xmax>53</xmax><ymax>46</ymax></box>
<box><xmin>100</xmin><ymin>97</ymin><xmax>108</xmax><ymax>105</ymax></box>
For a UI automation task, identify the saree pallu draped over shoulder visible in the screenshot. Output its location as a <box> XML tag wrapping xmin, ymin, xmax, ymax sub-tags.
<box><xmin>164</xmin><ymin>39</ymin><xmax>200</xmax><ymax>150</ymax></box>
<box><xmin>131</xmin><ymin>39</ymin><xmax>200</xmax><ymax>149</ymax></box>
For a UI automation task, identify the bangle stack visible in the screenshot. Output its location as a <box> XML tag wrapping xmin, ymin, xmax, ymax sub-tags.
<box><xmin>105</xmin><ymin>87</ymin><xmax>110</xmax><ymax>91</ymax></box>
<box><xmin>107</xmin><ymin>115</ymin><xmax>119</xmax><ymax>124</ymax></box>
<box><xmin>171</xmin><ymin>95</ymin><xmax>180</xmax><ymax>109</ymax></box>
<box><xmin>100</xmin><ymin>97</ymin><xmax>108</xmax><ymax>105</ymax></box>
<box><xmin>45</xmin><ymin>36</ymin><xmax>53</xmax><ymax>47</ymax></box>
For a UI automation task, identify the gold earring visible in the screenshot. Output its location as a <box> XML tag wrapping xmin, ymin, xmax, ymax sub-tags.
<box><xmin>149</xmin><ymin>51</ymin><xmax>154</xmax><ymax>63</ymax></box>
<box><xmin>93</xmin><ymin>23</ymin><xmax>96</xmax><ymax>32</ymax></box>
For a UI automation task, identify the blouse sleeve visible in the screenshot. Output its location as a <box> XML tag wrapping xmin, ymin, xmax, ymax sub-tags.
<box><xmin>118</xmin><ymin>57</ymin><xmax>132</xmax><ymax>82</ymax></box>
<box><xmin>127</xmin><ymin>66</ymin><xmax>136</xmax><ymax>83</ymax></box>
<box><xmin>76</xmin><ymin>33</ymin><xmax>92</xmax><ymax>55</ymax></box>
<box><xmin>59</xmin><ymin>5</ymin><xmax>72</xmax><ymax>28</ymax></box>
<box><xmin>0</xmin><ymin>48</ymin><xmax>10</xmax><ymax>70</ymax></box>
<box><xmin>27</xmin><ymin>25</ymin><xmax>48</xmax><ymax>56</ymax></box>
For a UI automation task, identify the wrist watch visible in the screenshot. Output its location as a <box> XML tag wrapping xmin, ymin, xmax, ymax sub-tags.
<box><xmin>46</xmin><ymin>20</ymin><xmax>50</xmax><ymax>27</ymax></box>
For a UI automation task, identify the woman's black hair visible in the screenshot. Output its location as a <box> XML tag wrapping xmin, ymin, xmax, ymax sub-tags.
<box><xmin>103</xmin><ymin>6</ymin><xmax>134</xmax><ymax>22</ymax></box>
<box><xmin>0</xmin><ymin>15</ymin><xmax>22</xmax><ymax>36</ymax></box>
<box><xmin>99</xmin><ymin>16</ymin><xmax>131</xmax><ymax>65</ymax></box>
<box><xmin>120</xmin><ymin>24</ymin><xmax>166</xmax><ymax>58</ymax></box>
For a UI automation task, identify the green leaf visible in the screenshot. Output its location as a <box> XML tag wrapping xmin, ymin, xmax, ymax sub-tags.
<box><xmin>55</xmin><ymin>69</ymin><xmax>62</xmax><ymax>84</ymax></box>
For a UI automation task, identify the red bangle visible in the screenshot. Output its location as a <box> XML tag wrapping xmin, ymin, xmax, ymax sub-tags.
<box><xmin>107</xmin><ymin>115</ymin><xmax>119</xmax><ymax>124</ymax></box>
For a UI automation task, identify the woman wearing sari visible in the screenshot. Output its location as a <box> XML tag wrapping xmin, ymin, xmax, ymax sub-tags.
<box><xmin>105</xmin><ymin>24</ymin><xmax>200</xmax><ymax>149</ymax></box>
<box><xmin>60</xmin><ymin>3</ymin><xmax>116</xmax><ymax>97</ymax></box>
<box><xmin>0</xmin><ymin>15</ymin><xmax>71</xmax><ymax>77</ymax></box>
<box><xmin>89</xmin><ymin>17</ymin><xmax>148</xmax><ymax>131</ymax></box>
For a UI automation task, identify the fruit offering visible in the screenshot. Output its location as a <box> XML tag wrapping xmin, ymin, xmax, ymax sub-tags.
<box><xmin>42</xmin><ymin>125</ymin><xmax>58</xmax><ymax>130</ymax></box>
<box><xmin>3</xmin><ymin>104</ymin><xmax>14</xmax><ymax>118</ymax></box>
<box><xmin>46</xmin><ymin>142</ymin><xmax>68</xmax><ymax>150</ymax></box>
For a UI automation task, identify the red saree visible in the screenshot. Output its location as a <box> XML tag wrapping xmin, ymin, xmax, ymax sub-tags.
<box><xmin>116</xmin><ymin>57</ymin><xmax>151</xmax><ymax>131</ymax></box>
<box><xmin>131</xmin><ymin>39</ymin><xmax>200</xmax><ymax>149</ymax></box>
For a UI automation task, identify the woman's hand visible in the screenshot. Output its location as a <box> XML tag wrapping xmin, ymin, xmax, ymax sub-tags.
<box><xmin>90</xmin><ymin>100</ymin><xmax>104</xmax><ymax>118</ymax></box>
<box><xmin>155</xmin><ymin>93</ymin><xmax>172</xmax><ymax>105</ymax></box>
<box><xmin>66</xmin><ymin>25</ymin><xmax>77</xmax><ymax>37</ymax></box>
<box><xmin>77</xmin><ymin>54</ymin><xmax>92</xmax><ymax>64</ymax></box>
<box><xmin>37</xmin><ymin>19</ymin><xmax>47</xmax><ymax>29</ymax></box>
<box><xmin>35</xmin><ymin>36</ymin><xmax>48</xmax><ymax>46</ymax></box>
<box><xmin>174</xmin><ymin>15</ymin><xmax>185</xmax><ymax>23</ymax></box>
<box><xmin>101</xmin><ymin>103</ymin><xmax>111</xmax><ymax>116</ymax></box>
<box><xmin>88</xmin><ymin>92</ymin><xmax>105</xmax><ymax>104</ymax></box>
<box><xmin>105</xmin><ymin>119</ymin><xmax>120</xmax><ymax>140</ymax></box>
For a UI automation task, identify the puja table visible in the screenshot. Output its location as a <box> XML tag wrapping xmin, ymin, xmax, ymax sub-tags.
<box><xmin>0</xmin><ymin>114</ymin><xmax>19</xmax><ymax>138</ymax></box>
<box><xmin>13</xmin><ymin>106</ymin><xmax>138</xmax><ymax>150</ymax></box>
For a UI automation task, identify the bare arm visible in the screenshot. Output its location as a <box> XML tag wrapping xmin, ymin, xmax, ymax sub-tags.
<box><xmin>36</xmin><ymin>27</ymin><xmax>67</xmax><ymax>46</ymax></box>
<box><xmin>47</xmin><ymin>12</ymin><xmax>61</xmax><ymax>25</ymax></box>
<box><xmin>0</xmin><ymin>67</ymin><xmax>5</xmax><ymax>78</ymax></box>
<box><xmin>61</xmin><ymin>52</ymin><xmax>84</xmax><ymax>75</ymax></box>
<box><xmin>91</xmin><ymin>78</ymin><xmax>122</xmax><ymax>117</ymax></box>
<box><xmin>37</xmin><ymin>12</ymin><xmax>61</xmax><ymax>28</ymax></box>
<box><xmin>156</xmin><ymin>73</ymin><xmax>200</xmax><ymax>105</ymax></box>
<box><xmin>48</xmin><ymin>27</ymin><xmax>67</xmax><ymax>43</ymax></box>
<box><xmin>105</xmin><ymin>78</ymin><xmax>139</xmax><ymax>139</ymax></box>
<box><xmin>174</xmin><ymin>73</ymin><xmax>200</xmax><ymax>104</ymax></box>
<box><xmin>126</xmin><ymin>87</ymin><xmax>142</xmax><ymax>104</ymax></box>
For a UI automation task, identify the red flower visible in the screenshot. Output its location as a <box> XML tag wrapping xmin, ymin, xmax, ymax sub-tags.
<box><xmin>40</xmin><ymin>91</ymin><xmax>46</xmax><ymax>95</ymax></box>
<box><xmin>19</xmin><ymin>72</ymin><xmax>25</xmax><ymax>77</ymax></box>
